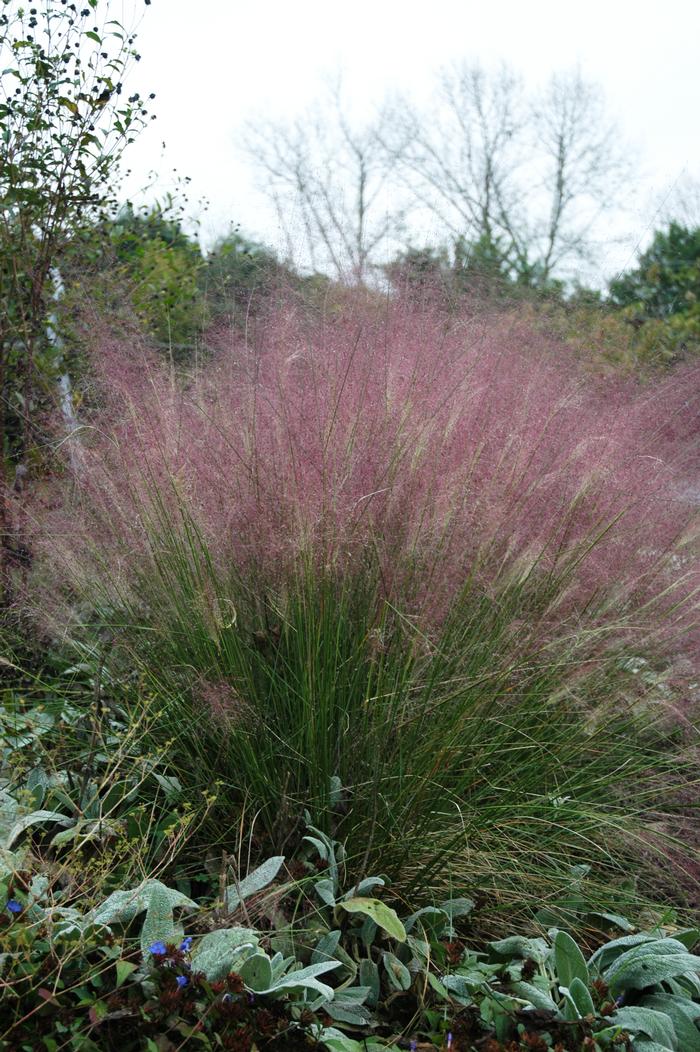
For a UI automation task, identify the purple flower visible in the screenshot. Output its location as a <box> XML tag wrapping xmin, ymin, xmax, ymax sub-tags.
<box><xmin>176</xmin><ymin>974</ymin><xmax>188</xmax><ymax>988</ymax></box>
<box><xmin>410</xmin><ymin>1042</ymin><xmax>418</xmax><ymax>1052</ymax></box>
<box><xmin>446</xmin><ymin>1034</ymin><xmax>453</xmax><ymax>1050</ymax></box>
<box><xmin>247</xmin><ymin>992</ymin><xmax>255</xmax><ymax>1004</ymax></box>
<box><xmin>148</xmin><ymin>940</ymin><xmax>167</xmax><ymax>955</ymax></box>
<box><xmin>179</xmin><ymin>936</ymin><xmax>193</xmax><ymax>952</ymax></box>
<box><xmin>6</xmin><ymin>899</ymin><xmax>22</xmax><ymax>914</ymax></box>
<box><xmin>615</xmin><ymin>994</ymin><xmax>625</xmax><ymax>1007</ymax></box>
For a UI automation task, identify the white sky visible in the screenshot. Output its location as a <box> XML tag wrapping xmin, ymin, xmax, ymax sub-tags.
<box><xmin>119</xmin><ymin>0</ymin><xmax>700</xmax><ymax>285</ymax></box>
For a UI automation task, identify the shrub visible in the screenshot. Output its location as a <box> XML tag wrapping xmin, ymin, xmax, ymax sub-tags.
<box><xmin>30</xmin><ymin>297</ymin><xmax>700</xmax><ymax>922</ymax></box>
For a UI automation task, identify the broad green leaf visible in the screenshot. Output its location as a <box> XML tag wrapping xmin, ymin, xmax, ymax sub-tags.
<box><xmin>406</xmin><ymin>933</ymin><xmax>431</xmax><ymax>964</ymax></box>
<box><xmin>0</xmin><ymin>792</ymin><xmax>19</xmax><ymax>841</ymax></box>
<box><xmin>7</xmin><ymin>810</ymin><xmax>74</xmax><ymax>847</ymax></box>
<box><xmin>440</xmin><ymin>896</ymin><xmax>475</xmax><ymax>933</ymax></box>
<box><xmin>404</xmin><ymin>906</ymin><xmax>449</xmax><ymax>937</ymax></box>
<box><xmin>489</xmin><ymin>935</ymin><xmax>549</xmax><ymax>964</ymax></box>
<box><xmin>323</xmin><ymin>1000</ymin><xmax>373</xmax><ymax>1026</ymax></box>
<box><xmin>643</xmin><ymin>994</ymin><xmax>700</xmax><ymax>1051</ymax></box>
<box><xmin>225</xmin><ymin>855</ymin><xmax>285</xmax><ymax>912</ymax></box>
<box><xmin>116</xmin><ymin>960</ymin><xmax>138</xmax><ymax>987</ymax></box>
<box><xmin>339</xmin><ymin>898</ymin><xmax>406</xmax><ymax>942</ymax></box>
<box><xmin>191</xmin><ymin>927</ymin><xmax>259</xmax><ymax>981</ymax></box>
<box><xmin>382</xmin><ymin>950</ymin><xmax>411</xmax><ymax>991</ymax></box>
<box><xmin>314</xmin><ymin>877</ymin><xmax>337</xmax><ymax>908</ymax></box>
<box><xmin>359</xmin><ymin>958</ymin><xmax>380</xmax><ymax>1007</ymax></box>
<box><xmin>673</xmin><ymin>929</ymin><xmax>700</xmax><ymax>950</ymax></box>
<box><xmin>92</xmin><ymin>880</ymin><xmax>197</xmax><ymax>927</ymax></box>
<box><xmin>140</xmin><ymin>882</ymin><xmax>176</xmax><ymax>955</ymax></box>
<box><xmin>238</xmin><ymin>952</ymin><xmax>273</xmax><ymax>992</ymax></box>
<box><xmin>153</xmin><ymin>773</ymin><xmax>182</xmax><ymax>799</ymax></box>
<box><xmin>261</xmin><ymin>960</ymin><xmax>340</xmax><ymax>998</ymax></box>
<box><xmin>554</xmin><ymin>930</ymin><xmax>589</xmax><ymax>989</ymax></box>
<box><xmin>302</xmin><ymin>835</ymin><xmax>329</xmax><ymax>862</ymax></box>
<box><xmin>319</xmin><ymin>1028</ymin><xmax>385</xmax><ymax>1052</ymax></box>
<box><xmin>359</xmin><ymin>916</ymin><xmax>378</xmax><ymax>950</ymax></box>
<box><xmin>312</xmin><ymin>929</ymin><xmax>342</xmax><ymax>965</ymax></box>
<box><xmin>322</xmin><ymin>988</ymin><xmax>373</xmax><ymax>1025</ymax></box>
<box><xmin>509</xmin><ymin>980</ymin><xmax>558</xmax><ymax>1013</ymax></box>
<box><xmin>589</xmin><ymin>933</ymin><xmax>660</xmax><ymax>972</ymax></box>
<box><xmin>612</xmin><ymin>1006</ymin><xmax>677</xmax><ymax>1049</ymax></box>
<box><xmin>329</xmin><ymin>775</ymin><xmax>342</xmax><ymax>807</ymax></box>
<box><xmin>586</xmin><ymin>911</ymin><xmax>635</xmax><ymax>933</ymax></box>
<box><xmin>25</xmin><ymin>768</ymin><xmax>50</xmax><ymax>807</ymax></box>
<box><xmin>569</xmin><ymin>976</ymin><xmax>595</xmax><ymax>1017</ymax></box>
<box><xmin>562</xmin><ymin>976</ymin><xmax>595</xmax><ymax>1020</ymax></box>
<box><xmin>51</xmin><ymin>819</ymin><xmax>121</xmax><ymax>848</ymax></box>
<box><xmin>427</xmin><ymin>970</ymin><xmax>449</xmax><ymax>1000</ymax></box>
<box><xmin>604</xmin><ymin>941</ymin><xmax>700</xmax><ymax>995</ymax></box>
<box><xmin>343</xmin><ymin>875</ymin><xmax>386</xmax><ymax>899</ymax></box>
<box><xmin>631</xmin><ymin>1041</ymin><xmax>678</xmax><ymax>1052</ymax></box>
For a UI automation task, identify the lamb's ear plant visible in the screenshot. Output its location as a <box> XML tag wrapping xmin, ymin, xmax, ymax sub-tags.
<box><xmin>446</xmin><ymin>921</ymin><xmax>700</xmax><ymax>1051</ymax></box>
<box><xmin>4</xmin><ymin>816</ymin><xmax>700</xmax><ymax>1051</ymax></box>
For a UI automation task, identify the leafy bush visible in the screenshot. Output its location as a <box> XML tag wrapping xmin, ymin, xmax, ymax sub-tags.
<box><xmin>603</xmin><ymin>222</ymin><xmax>700</xmax><ymax>367</ymax></box>
<box><xmin>0</xmin><ymin>0</ymin><xmax>151</xmax><ymax>469</ymax></box>
<box><xmin>108</xmin><ymin>204</ymin><xmax>206</xmax><ymax>353</ymax></box>
<box><xmin>201</xmin><ymin>229</ymin><xmax>283</xmax><ymax>325</ymax></box>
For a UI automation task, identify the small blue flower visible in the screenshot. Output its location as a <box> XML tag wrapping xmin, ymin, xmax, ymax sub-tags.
<box><xmin>176</xmin><ymin>974</ymin><xmax>188</xmax><ymax>988</ymax></box>
<box><xmin>446</xmin><ymin>1034</ymin><xmax>453</xmax><ymax>1050</ymax></box>
<box><xmin>615</xmin><ymin>994</ymin><xmax>625</xmax><ymax>1007</ymax></box>
<box><xmin>6</xmin><ymin>899</ymin><xmax>22</xmax><ymax>915</ymax></box>
<box><xmin>179</xmin><ymin>936</ymin><xmax>193</xmax><ymax>952</ymax></box>
<box><xmin>410</xmin><ymin>1042</ymin><xmax>418</xmax><ymax>1052</ymax></box>
<box><xmin>148</xmin><ymin>940</ymin><xmax>167</xmax><ymax>955</ymax></box>
<box><xmin>247</xmin><ymin>992</ymin><xmax>255</xmax><ymax>1004</ymax></box>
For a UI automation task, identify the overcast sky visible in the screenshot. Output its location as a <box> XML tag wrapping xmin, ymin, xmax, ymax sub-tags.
<box><xmin>119</xmin><ymin>0</ymin><xmax>700</xmax><ymax>284</ymax></box>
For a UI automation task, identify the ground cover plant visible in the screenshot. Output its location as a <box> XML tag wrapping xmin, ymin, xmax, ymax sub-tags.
<box><xmin>3</xmin><ymin>796</ymin><xmax>700</xmax><ymax>1050</ymax></box>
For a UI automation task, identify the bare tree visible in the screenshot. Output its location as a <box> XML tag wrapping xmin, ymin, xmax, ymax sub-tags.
<box><xmin>243</xmin><ymin>84</ymin><xmax>404</xmax><ymax>283</ymax></box>
<box><xmin>243</xmin><ymin>66</ymin><xmax>631</xmax><ymax>288</ymax></box>
<box><xmin>383</xmin><ymin>63</ymin><xmax>631</xmax><ymax>285</ymax></box>
<box><xmin>382</xmin><ymin>65</ymin><xmax>525</xmax><ymax>260</ymax></box>
<box><xmin>530</xmin><ymin>70</ymin><xmax>630</xmax><ymax>281</ymax></box>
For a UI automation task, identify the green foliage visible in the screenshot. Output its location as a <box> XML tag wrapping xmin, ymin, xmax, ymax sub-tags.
<box><xmin>385</xmin><ymin>234</ymin><xmax>566</xmax><ymax>311</ymax></box>
<box><xmin>609</xmin><ymin>223</ymin><xmax>700</xmax><ymax>319</ymax></box>
<box><xmin>607</xmin><ymin>222</ymin><xmax>700</xmax><ymax>364</ymax></box>
<box><xmin>201</xmin><ymin>228</ymin><xmax>282</xmax><ymax>322</ymax></box>
<box><xmin>4</xmin><ymin>821</ymin><xmax>700</xmax><ymax>1050</ymax></box>
<box><xmin>0</xmin><ymin>668</ymin><xmax>697</xmax><ymax>1050</ymax></box>
<box><xmin>0</xmin><ymin>672</ymin><xmax>197</xmax><ymax>903</ymax></box>
<box><xmin>0</xmin><ymin>0</ymin><xmax>152</xmax><ymax>462</ymax></box>
<box><xmin>108</xmin><ymin>201</ymin><xmax>206</xmax><ymax>351</ymax></box>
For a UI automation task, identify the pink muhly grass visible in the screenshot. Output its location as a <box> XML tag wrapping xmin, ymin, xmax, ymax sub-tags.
<box><xmin>33</xmin><ymin>296</ymin><xmax>699</xmax><ymax>673</ymax></box>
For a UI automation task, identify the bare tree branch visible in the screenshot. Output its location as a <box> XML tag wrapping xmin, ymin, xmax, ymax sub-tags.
<box><xmin>243</xmin><ymin>83</ymin><xmax>404</xmax><ymax>283</ymax></box>
<box><xmin>382</xmin><ymin>62</ymin><xmax>632</xmax><ymax>285</ymax></box>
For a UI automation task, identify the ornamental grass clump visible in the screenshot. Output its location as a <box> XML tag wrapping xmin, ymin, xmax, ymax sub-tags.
<box><xmin>32</xmin><ymin>295</ymin><xmax>700</xmax><ymax>921</ymax></box>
